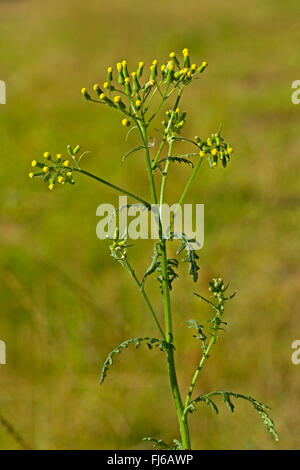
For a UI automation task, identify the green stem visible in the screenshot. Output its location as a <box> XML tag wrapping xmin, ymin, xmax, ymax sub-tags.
<box><xmin>151</xmin><ymin>88</ymin><xmax>183</xmax><ymax>169</ymax></box>
<box><xmin>72</xmin><ymin>168</ymin><xmax>150</xmax><ymax>208</ymax></box>
<box><xmin>169</xmin><ymin>157</ymin><xmax>204</xmax><ymax>231</ymax></box>
<box><xmin>136</xmin><ymin>119</ymin><xmax>158</xmax><ymax>204</ymax></box>
<box><xmin>160</xmin><ymin>239</ymin><xmax>191</xmax><ymax>449</ymax></box>
<box><xmin>138</xmin><ymin>102</ymin><xmax>191</xmax><ymax>449</ymax></box>
<box><xmin>184</xmin><ymin>337</ymin><xmax>215</xmax><ymax>410</ymax></box>
<box><xmin>124</xmin><ymin>259</ymin><xmax>166</xmax><ymax>340</ymax></box>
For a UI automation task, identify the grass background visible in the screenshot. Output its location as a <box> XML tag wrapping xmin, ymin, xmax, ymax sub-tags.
<box><xmin>0</xmin><ymin>0</ymin><xmax>299</xmax><ymax>449</ymax></box>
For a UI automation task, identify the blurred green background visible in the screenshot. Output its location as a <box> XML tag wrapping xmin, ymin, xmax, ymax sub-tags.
<box><xmin>0</xmin><ymin>0</ymin><xmax>299</xmax><ymax>450</ymax></box>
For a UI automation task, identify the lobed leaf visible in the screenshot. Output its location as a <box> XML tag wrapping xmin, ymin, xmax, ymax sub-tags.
<box><xmin>100</xmin><ymin>337</ymin><xmax>166</xmax><ymax>384</ymax></box>
<box><xmin>189</xmin><ymin>390</ymin><xmax>279</xmax><ymax>442</ymax></box>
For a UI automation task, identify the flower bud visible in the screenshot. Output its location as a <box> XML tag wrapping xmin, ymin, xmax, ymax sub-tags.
<box><xmin>73</xmin><ymin>145</ymin><xmax>81</xmax><ymax>155</ymax></box>
<box><xmin>122</xmin><ymin>60</ymin><xmax>129</xmax><ymax>78</ymax></box>
<box><xmin>43</xmin><ymin>152</ymin><xmax>51</xmax><ymax>159</ymax></box>
<box><xmin>137</xmin><ymin>61</ymin><xmax>144</xmax><ymax>79</ymax></box>
<box><xmin>124</xmin><ymin>77</ymin><xmax>132</xmax><ymax>95</ymax></box>
<box><xmin>107</xmin><ymin>66</ymin><xmax>113</xmax><ymax>82</ymax></box>
<box><xmin>182</xmin><ymin>48</ymin><xmax>190</xmax><ymax>68</ymax></box>
<box><xmin>93</xmin><ymin>84</ymin><xmax>103</xmax><ymax>96</ymax></box>
<box><xmin>131</xmin><ymin>72</ymin><xmax>140</xmax><ymax>91</ymax></box>
<box><xmin>167</xmin><ymin>63</ymin><xmax>174</xmax><ymax>84</ymax></box>
<box><xmin>169</xmin><ymin>52</ymin><xmax>180</xmax><ymax>68</ymax></box>
<box><xmin>63</xmin><ymin>160</ymin><xmax>70</xmax><ymax>167</ymax></box>
<box><xmin>81</xmin><ymin>87</ymin><xmax>90</xmax><ymax>100</ymax></box>
<box><xmin>149</xmin><ymin>63</ymin><xmax>157</xmax><ymax>80</ymax></box>
<box><xmin>117</xmin><ymin>62</ymin><xmax>124</xmax><ymax>84</ymax></box>
<box><xmin>114</xmin><ymin>95</ymin><xmax>125</xmax><ymax>110</ymax></box>
<box><xmin>122</xmin><ymin>118</ymin><xmax>130</xmax><ymax>127</ymax></box>
<box><xmin>197</xmin><ymin>61</ymin><xmax>208</xmax><ymax>73</ymax></box>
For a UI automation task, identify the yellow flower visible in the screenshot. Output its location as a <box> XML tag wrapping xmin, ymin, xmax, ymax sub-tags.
<box><xmin>135</xmin><ymin>99</ymin><xmax>141</xmax><ymax>108</ymax></box>
<box><xmin>99</xmin><ymin>93</ymin><xmax>105</xmax><ymax>100</ymax></box>
<box><xmin>187</xmin><ymin>71</ymin><xmax>191</xmax><ymax>78</ymax></box>
<box><xmin>93</xmin><ymin>83</ymin><xmax>100</xmax><ymax>91</ymax></box>
<box><xmin>191</xmin><ymin>64</ymin><xmax>197</xmax><ymax>70</ymax></box>
<box><xmin>199</xmin><ymin>151</ymin><xmax>205</xmax><ymax>157</ymax></box>
<box><xmin>202</xmin><ymin>61</ymin><xmax>208</xmax><ymax>68</ymax></box>
<box><xmin>122</xmin><ymin>60</ymin><xmax>127</xmax><ymax>66</ymax></box>
<box><xmin>169</xmin><ymin>52</ymin><xmax>175</xmax><ymax>58</ymax></box>
<box><xmin>58</xmin><ymin>176</ymin><xmax>64</xmax><ymax>184</ymax></box>
<box><xmin>131</xmin><ymin>71</ymin><xmax>137</xmax><ymax>77</ymax></box>
<box><xmin>175</xmin><ymin>108</ymin><xmax>180</xmax><ymax>113</ymax></box>
<box><xmin>48</xmin><ymin>183</ymin><xmax>55</xmax><ymax>190</ymax></box>
<box><xmin>212</xmin><ymin>162</ymin><xmax>217</xmax><ymax>167</ymax></box>
<box><xmin>124</xmin><ymin>77</ymin><xmax>130</xmax><ymax>83</ymax></box>
<box><xmin>28</xmin><ymin>172</ymin><xmax>34</xmax><ymax>178</ymax></box>
<box><xmin>228</xmin><ymin>147</ymin><xmax>233</xmax><ymax>155</ymax></box>
<box><xmin>31</xmin><ymin>160</ymin><xmax>37</xmax><ymax>167</ymax></box>
<box><xmin>167</xmin><ymin>63</ymin><xmax>174</xmax><ymax>71</ymax></box>
<box><xmin>211</xmin><ymin>148</ymin><xmax>218</xmax><ymax>156</ymax></box>
<box><xmin>114</xmin><ymin>96</ymin><xmax>121</xmax><ymax>104</ymax></box>
<box><xmin>138</xmin><ymin>61</ymin><xmax>144</xmax><ymax>68</ymax></box>
<box><xmin>43</xmin><ymin>151</ymin><xmax>51</xmax><ymax>159</ymax></box>
<box><xmin>182</xmin><ymin>48</ymin><xmax>189</xmax><ymax>56</ymax></box>
<box><xmin>122</xmin><ymin>118</ymin><xmax>130</xmax><ymax>127</ymax></box>
<box><xmin>43</xmin><ymin>166</ymin><xmax>49</xmax><ymax>173</ymax></box>
<box><xmin>161</xmin><ymin>64</ymin><xmax>165</xmax><ymax>71</ymax></box>
<box><xmin>63</xmin><ymin>160</ymin><xmax>70</xmax><ymax>167</ymax></box>
<box><xmin>107</xmin><ymin>66</ymin><xmax>113</xmax><ymax>73</ymax></box>
<box><xmin>152</xmin><ymin>59</ymin><xmax>158</xmax><ymax>65</ymax></box>
<box><xmin>56</xmin><ymin>153</ymin><xmax>62</xmax><ymax>160</ymax></box>
<box><xmin>117</xmin><ymin>62</ymin><xmax>122</xmax><ymax>71</ymax></box>
<box><xmin>81</xmin><ymin>87</ymin><xmax>87</xmax><ymax>95</ymax></box>
<box><xmin>103</xmin><ymin>81</ymin><xmax>109</xmax><ymax>89</ymax></box>
<box><xmin>149</xmin><ymin>80</ymin><xmax>155</xmax><ymax>86</ymax></box>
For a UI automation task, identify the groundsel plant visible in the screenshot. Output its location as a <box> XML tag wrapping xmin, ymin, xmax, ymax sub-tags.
<box><xmin>28</xmin><ymin>48</ymin><xmax>278</xmax><ymax>449</ymax></box>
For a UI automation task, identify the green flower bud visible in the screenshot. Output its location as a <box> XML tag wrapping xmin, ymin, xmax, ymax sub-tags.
<box><xmin>137</xmin><ymin>61</ymin><xmax>144</xmax><ymax>79</ymax></box>
<box><xmin>73</xmin><ymin>145</ymin><xmax>81</xmax><ymax>155</ymax></box>
<box><xmin>131</xmin><ymin>72</ymin><xmax>140</xmax><ymax>92</ymax></box>
<box><xmin>122</xmin><ymin>60</ymin><xmax>129</xmax><ymax>78</ymax></box>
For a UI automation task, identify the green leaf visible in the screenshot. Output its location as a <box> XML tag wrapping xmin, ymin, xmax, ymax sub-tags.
<box><xmin>141</xmin><ymin>243</ymin><xmax>160</xmax><ymax>289</ymax></box>
<box><xmin>121</xmin><ymin>145</ymin><xmax>146</xmax><ymax>163</ymax></box>
<box><xmin>100</xmin><ymin>337</ymin><xmax>166</xmax><ymax>384</ymax></box>
<box><xmin>173</xmin><ymin>439</ymin><xmax>184</xmax><ymax>450</ymax></box>
<box><xmin>189</xmin><ymin>390</ymin><xmax>279</xmax><ymax>442</ymax></box>
<box><xmin>174</xmin><ymin>233</ymin><xmax>200</xmax><ymax>282</ymax></box>
<box><xmin>187</xmin><ymin>319</ymin><xmax>206</xmax><ymax>343</ymax></box>
<box><xmin>143</xmin><ymin>437</ymin><xmax>172</xmax><ymax>450</ymax></box>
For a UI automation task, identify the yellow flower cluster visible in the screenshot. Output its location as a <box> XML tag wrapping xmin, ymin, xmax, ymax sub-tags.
<box><xmin>80</xmin><ymin>48</ymin><xmax>208</xmax><ymax>128</ymax></box>
<box><xmin>28</xmin><ymin>146</ymin><xmax>80</xmax><ymax>190</ymax></box>
<box><xmin>196</xmin><ymin>133</ymin><xmax>233</xmax><ymax>168</ymax></box>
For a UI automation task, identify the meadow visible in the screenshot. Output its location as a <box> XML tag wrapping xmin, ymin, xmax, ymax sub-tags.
<box><xmin>0</xmin><ymin>0</ymin><xmax>299</xmax><ymax>449</ymax></box>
